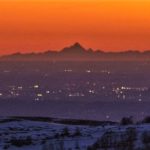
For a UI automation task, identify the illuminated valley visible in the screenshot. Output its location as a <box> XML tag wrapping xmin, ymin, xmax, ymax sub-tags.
<box><xmin>0</xmin><ymin>61</ymin><xmax>149</xmax><ymax>120</ymax></box>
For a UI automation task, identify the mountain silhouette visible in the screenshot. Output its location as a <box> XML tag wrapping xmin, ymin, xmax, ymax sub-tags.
<box><xmin>61</xmin><ymin>42</ymin><xmax>87</xmax><ymax>54</ymax></box>
<box><xmin>1</xmin><ymin>42</ymin><xmax>150</xmax><ymax>61</ymax></box>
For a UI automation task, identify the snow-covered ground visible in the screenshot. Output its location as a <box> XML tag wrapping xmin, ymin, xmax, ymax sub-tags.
<box><xmin>0</xmin><ymin>117</ymin><xmax>150</xmax><ymax>150</ymax></box>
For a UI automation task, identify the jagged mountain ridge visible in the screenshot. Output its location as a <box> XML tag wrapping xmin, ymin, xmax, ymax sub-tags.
<box><xmin>1</xmin><ymin>42</ymin><xmax>150</xmax><ymax>61</ymax></box>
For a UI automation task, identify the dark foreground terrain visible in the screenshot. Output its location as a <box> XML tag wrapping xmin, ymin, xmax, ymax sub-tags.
<box><xmin>0</xmin><ymin>117</ymin><xmax>150</xmax><ymax>150</ymax></box>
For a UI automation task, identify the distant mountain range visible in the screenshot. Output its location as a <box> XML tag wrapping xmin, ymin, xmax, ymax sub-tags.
<box><xmin>1</xmin><ymin>42</ymin><xmax>150</xmax><ymax>61</ymax></box>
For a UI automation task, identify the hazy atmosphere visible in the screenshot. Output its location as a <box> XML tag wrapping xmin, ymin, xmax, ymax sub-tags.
<box><xmin>0</xmin><ymin>0</ymin><xmax>150</xmax><ymax>150</ymax></box>
<box><xmin>0</xmin><ymin>0</ymin><xmax>150</xmax><ymax>55</ymax></box>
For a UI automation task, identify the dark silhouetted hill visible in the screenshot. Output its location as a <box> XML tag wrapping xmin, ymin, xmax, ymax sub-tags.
<box><xmin>1</xmin><ymin>43</ymin><xmax>150</xmax><ymax>61</ymax></box>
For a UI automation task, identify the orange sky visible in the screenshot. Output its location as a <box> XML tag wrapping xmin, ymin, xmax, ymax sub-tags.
<box><xmin>0</xmin><ymin>0</ymin><xmax>150</xmax><ymax>55</ymax></box>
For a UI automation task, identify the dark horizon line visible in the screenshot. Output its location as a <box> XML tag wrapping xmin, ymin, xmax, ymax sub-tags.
<box><xmin>1</xmin><ymin>42</ymin><xmax>150</xmax><ymax>57</ymax></box>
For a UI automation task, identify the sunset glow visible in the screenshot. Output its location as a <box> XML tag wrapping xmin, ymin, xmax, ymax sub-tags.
<box><xmin>0</xmin><ymin>0</ymin><xmax>150</xmax><ymax>55</ymax></box>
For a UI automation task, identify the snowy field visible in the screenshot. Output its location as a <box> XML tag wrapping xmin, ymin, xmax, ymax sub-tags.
<box><xmin>0</xmin><ymin>117</ymin><xmax>150</xmax><ymax>150</ymax></box>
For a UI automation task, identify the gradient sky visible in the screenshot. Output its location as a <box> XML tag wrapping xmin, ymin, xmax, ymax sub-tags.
<box><xmin>0</xmin><ymin>0</ymin><xmax>150</xmax><ymax>55</ymax></box>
